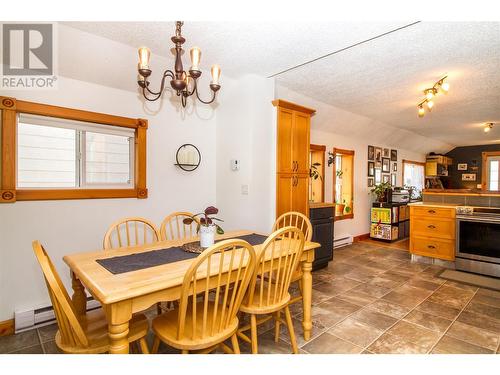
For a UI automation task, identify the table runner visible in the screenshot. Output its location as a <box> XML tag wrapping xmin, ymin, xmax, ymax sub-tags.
<box><xmin>96</xmin><ymin>233</ymin><xmax>268</xmax><ymax>274</ymax></box>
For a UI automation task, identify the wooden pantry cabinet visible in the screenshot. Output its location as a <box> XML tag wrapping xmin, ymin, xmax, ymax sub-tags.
<box><xmin>273</xmin><ymin>99</ymin><xmax>316</xmax><ymax>218</ymax></box>
<box><xmin>409</xmin><ymin>204</ymin><xmax>456</xmax><ymax>261</ymax></box>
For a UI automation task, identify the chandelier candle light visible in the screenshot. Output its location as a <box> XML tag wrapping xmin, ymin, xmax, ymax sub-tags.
<box><xmin>417</xmin><ymin>75</ymin><xmax>449</xmax><ymax>118</ymax></box>
<box><xmin>137</xmin><ymin>21</ymin><xmax>221</xmax><ymax>107</ymax></box>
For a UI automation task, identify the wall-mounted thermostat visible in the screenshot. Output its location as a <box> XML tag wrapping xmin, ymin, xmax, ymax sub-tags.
<box><xmin>230</xmin><ymin>159</ymin><xmax>240</xmax><ymax>171</ymax></box>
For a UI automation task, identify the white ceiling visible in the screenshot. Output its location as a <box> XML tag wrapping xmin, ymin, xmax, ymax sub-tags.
<box><xmin>60</xmin><ymin>21</ymin><xmax>500</xmax><ymax>148</ymax></box>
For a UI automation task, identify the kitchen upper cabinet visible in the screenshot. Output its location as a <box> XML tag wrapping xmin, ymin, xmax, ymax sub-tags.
<box><xmin>273</xmin><ymin>99</ymin><xmax>316</xmax><ymax>218</ymax></box>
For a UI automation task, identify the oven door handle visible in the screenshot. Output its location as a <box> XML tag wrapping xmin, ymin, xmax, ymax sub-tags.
<box><xmin>457</xmin><ymin>216</ymin><xmax>500</xmax><ymax>224</ymax></box>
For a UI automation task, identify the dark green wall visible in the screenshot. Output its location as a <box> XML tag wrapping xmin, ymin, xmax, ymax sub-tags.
<box><xmin>442</xmin><ymin>144</ymin><xmax>500</xmax><ymax>189</ymax></box>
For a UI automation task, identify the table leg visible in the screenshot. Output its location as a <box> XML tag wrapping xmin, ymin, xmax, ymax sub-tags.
<box><xmin>70</xmin><ymin>271</ymin><xmax>86</xmax><ymax>316</ymax></box>
<box><xmin>301</xmin><ymin>261</ymin><xmax>313</xmax><ymax>341</ymax></box>
<box><xmin>105</xmin><ymin>302</ymin><xmax>132</xmax><ymax>354</ymax></box>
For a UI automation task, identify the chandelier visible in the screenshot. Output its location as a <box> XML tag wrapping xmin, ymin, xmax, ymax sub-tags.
<box><xmin>417</xmin><ymin>75</ymin><xmax>449</xmax><ymax>117</ymax></box>
<box><xmin>136</xmin><ymin>21</ymin><xmax>221</xmax><ymax>107</ymax></box>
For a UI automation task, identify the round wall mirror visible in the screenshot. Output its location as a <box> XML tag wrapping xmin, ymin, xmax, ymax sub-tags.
<box><xmin>175</xmin><ymin>144</ymin><xmax>201</xmax><ymax>171</ymax></box>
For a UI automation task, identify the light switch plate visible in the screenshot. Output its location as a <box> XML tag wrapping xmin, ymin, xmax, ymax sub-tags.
<box><xmin>241</xmin><ymin>184</ymin><xmax>249</xmax><ymax>195</ymax></box>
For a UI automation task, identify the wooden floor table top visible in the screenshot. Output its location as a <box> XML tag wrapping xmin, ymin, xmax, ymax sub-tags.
<box><xmin>63</xmin><ymin>230</ymin><xmax>319</xmax><ymax>306</ymax></box>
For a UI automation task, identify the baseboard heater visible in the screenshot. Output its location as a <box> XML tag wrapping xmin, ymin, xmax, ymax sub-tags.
<box><xmin>14</xmin><ymin>297</ymin><xmax>101</xmax><ymax>333</ymax></box>
<box><xmin>333</xmin><ymin>234</ymin><xmax>353</xmax><ymax>248</ymax></box>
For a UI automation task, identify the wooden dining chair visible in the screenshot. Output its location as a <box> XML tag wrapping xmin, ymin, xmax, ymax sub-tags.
<box><xmin>32</xmin><ymin>240</ymin><xmax>150</xmax><ymax>354</ymax></box>
<box><xmin>160</xmin><ymin>212</ymin><xmax>200</xmax><ymax>241</ymax></box>
<box><xmin>151</xmin><ymin>239</ymin><xmax>256</xmax><ymax>354</ymax></box>
<box><xmin>237</xmin><ymin>227</ymin><xmax>305</xmax><ymax>354</ymax></box>
<box><xmin>103</xmin><ymin>217</ymin><xmax>161</xmax><ymax>250</ymax></box>
<box><xmin>271</xmin><ymin>211</ymin><xmax>312</xmax><ymax>334</ymax></box>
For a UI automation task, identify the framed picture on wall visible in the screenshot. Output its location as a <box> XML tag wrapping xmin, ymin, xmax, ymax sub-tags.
<box><xmin>462</xmin><ymin>173</ymin><xmax>476</xmax><ymax>181</ymax></box>
<box><xmin>368</xmin><ymin>161</ymin><xmax>375</xmax><ymax>176</ymax></box>
<box><xmin>383</xmin><ymin>148</ymin><xmax>390</xmax><ymax>158</ymax></box>
<box><xmin>391</xmin><ymin>173</ymin><xmax>397</xmax><ymax>186</ymax></box>
<box><xmin>383</xmin><ymin>174</ymin><xmax>390</xmax><ymax>183</ymax></box>
<box><xmin>391</xmin><ymin>149</ymin><xmax>397</xmax><ymax>161</ymax></box>
<box><xmin>368</xmin><ymin>145</ymin><xmax>375</xmax><ymax>161</ymax></box>
<box><xmin>368</xmin><ymin>178</ymin><xmax>374</xmax><ymax>187</ymax></box>
<box><xmin>375</xmin><ymin>147</ymin><xmax>382</xmax><ymax>161</ymax></box>
<box><xmin>393</xmin><ymin>163</ymin><xmax>397</xmax><ymax>172</ymax></box>
<box><xmin>375</xmin><ymin>168</ymin><xmax>382</xmax><ymax>184</ymax></box>
<box><xmin>382</xmin><ymin>158</ymin><xmax>390</xmax><ymax>172</ymax></box>
<box><xmin>458</xmin><ymin>163</ymin><xmax>468</xmax><ymax>171</ymax></box>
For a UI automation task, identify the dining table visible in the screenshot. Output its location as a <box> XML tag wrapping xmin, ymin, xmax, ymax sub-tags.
<box><xmin>63</xmin><ymin>230</ymin><xmax>320</xmax><ymax>354</ymax></box>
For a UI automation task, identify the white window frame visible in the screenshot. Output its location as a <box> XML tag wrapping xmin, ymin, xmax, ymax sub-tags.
<box><xmin>17</xmin><ymin>113</ymin><xmax>135</xmax><ymax>190</ymax></box>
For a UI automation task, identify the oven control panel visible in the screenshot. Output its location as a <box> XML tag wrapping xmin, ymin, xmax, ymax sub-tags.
<box><xmin>456</xmin><ymin>206</ymin><xmax>474</xmax><ymax>215</ymax></box>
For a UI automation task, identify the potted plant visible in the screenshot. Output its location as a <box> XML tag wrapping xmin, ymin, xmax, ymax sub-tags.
<box><xmin>371</xmin><ymin>182</ymin><xmax>392</xmax><ymax>202</ymax></box>
<box><xmin>344</xmin><ymin>200</ymin><xmax>352</xmax><ymax>214</ymax></box>
<box><xmin>335</xmin><ymin>199</ymin><xmax>345</xmax><ymax>216</ymax></box>
<box><xmin>183</xmin><ymin>206</ymin><xmax>224</xmax><ymax>248</ymax></box>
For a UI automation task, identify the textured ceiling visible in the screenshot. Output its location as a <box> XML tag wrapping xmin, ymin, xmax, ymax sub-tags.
<box><xmin>59</xmin><ymin>21</ymin><xmax>500</xmax><ymax>147</ymax></box>
<box><xmin>274</xmin><ymin>22</ymin><xmax>500</xmax><ymax>147</ymax></box>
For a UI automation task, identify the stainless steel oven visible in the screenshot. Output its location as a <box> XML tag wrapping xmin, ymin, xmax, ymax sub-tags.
<box><xmin>456</xmin><ymin>207</ymin><xmax>500</xmax><ymax>278</ymax></box>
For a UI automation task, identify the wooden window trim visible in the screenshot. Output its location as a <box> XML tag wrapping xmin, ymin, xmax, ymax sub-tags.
<box><xmin>0</xmin><ymin>96</ymin><xmax>148</xmax><ymax>203</ymax></box>
<box><xmin>481</xmin><ymin>151</ymin><xmax>500</xmax><ymax>191</ymax></box>
<box><xmin>402</xmin><ymin>159</ymin><xmax>425</xmax><ymax>187</ymax></box>
<box><xmin>332</xmin><ymin>148</ymin><xmax>355</xmax><ymax>219</ymax></box>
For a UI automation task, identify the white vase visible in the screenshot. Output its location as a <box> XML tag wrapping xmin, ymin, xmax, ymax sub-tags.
<box><xmin>200</xmin><ymin>225</ymin><xmax>216</xmax><ymax>248</ymax></box>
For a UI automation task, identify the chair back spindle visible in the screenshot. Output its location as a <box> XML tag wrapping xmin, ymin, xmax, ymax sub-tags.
<box><xmin>176</xmin><ymin>240</ymin><xmax>256</xmax><ymax>341</ymax></box>
<box><xmin>103</xmin><ymin>217</ymin><xmax>160</xmax><ymax>250</ymax></box>
<box><xmin>160</xmin><ymin>212</ymin><xmax>200</xmax><ymax>241</ymax></box>
<box><xmin>272</xmin><ymin>212</ymin><xmax>312</xmax><ymax>242</ymax></box>
<box><xmin>32</xmin><ymin>241</ymin><xmax>88</xmax><ymax>347</ymax></box>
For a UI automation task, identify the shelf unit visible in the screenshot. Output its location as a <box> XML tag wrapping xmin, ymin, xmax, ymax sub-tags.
<box><xmin>370</xmin><ymin>202</ymin><xmax>409</xmax><ymax>242</ymax></box>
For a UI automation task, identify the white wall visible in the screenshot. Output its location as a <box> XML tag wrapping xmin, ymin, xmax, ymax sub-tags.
<box><xmin>0</xmin><ymin>77</ymin><xmax>218</xmax><ymax>321</ymax></box>
<box><xmin>275</xmin><ymin>85</ymin><xmax>427</xmax><ymax>238</ymax></box>
<box><xmin>215</xmin><ymin>75</ymin><xmax>276</xmax><ymax>233</ymax></box>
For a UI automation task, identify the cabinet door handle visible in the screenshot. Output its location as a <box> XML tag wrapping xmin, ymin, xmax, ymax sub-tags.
<box><xmin>428</xmin><ymin>210</ymin><xmax>436</xmax><ymax>214</ymax></box>
<box><xmin>294</xmin><ymin>161</ymin><xmax>298</xmax><ymax>171</ymax></box>
<box><xmin>427</xmin><ymin>245</ymin><xmax>436</xmax><ymax>249</ymax></box>
<box><xmin>427</xmin><ymin>225</ymin><xmax>436</xmax><ymax>229</ymax></box>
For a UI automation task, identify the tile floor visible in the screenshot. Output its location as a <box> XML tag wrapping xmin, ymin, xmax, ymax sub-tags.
<box><xmin>1</xmin><ymin>241</ymin><xmax>499</xmax><ymax>354</ymax></box>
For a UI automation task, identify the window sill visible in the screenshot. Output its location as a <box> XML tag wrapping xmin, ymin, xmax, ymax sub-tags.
<box><xmin>334</xmin><ymin>213</ymin><xmax>354</xmax><ymax>221</ymax></box>
<box><xmin>15</xmin><ymin>188</ymin><xmax>147</xmax><ymax>201</ymax></box>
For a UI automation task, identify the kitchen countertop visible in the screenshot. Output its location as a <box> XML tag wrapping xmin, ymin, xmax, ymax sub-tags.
<box><xmin>424</xmin><ymin>189</ymin><xmax>500</xmax><ymax>197</ymax></box>
<box><xmin>309</xmin><ymin>202</ymin><xmax>335</xmax><ymax>209</ymax></box>
<box><xmin>408</xmin><ymin>202</ymin><xmax>462</xmax><ymax>208</ymax></box>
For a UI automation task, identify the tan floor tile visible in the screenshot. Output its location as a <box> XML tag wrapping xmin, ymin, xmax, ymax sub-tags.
<box><xmin>9</xmin><ymin>344</ymin><xmax>44</xmax><ymax>354</ymax></box>
<box><xmin>405</xmin><ymin>278</ymin><xmax>442</xmax><ymax>291</ymax></box>
<box><xmin>0</xmin><ymin>329</ymin><xmax>40</xmax><ymax>354</ymax></box>
<box><xmin>312</xmin><ymin>278</ymin><xmax>361</xmax><ymax>296</ymax></box>
<box><xmin>350</xmin><ymin>308</ymin><xmax>398</xmax><ymax>330</ymax></box>
<box><xmin>312</xmin><ymin>289</ymin><xmax>335</xmax><ymax>305</ymax></box>
<box><xmin>350</xmin><ymin>283</ymin><xmax>392</xmax><ymax>298</ymax></box>
<box><xmin>278</xmin><ymin>317</ymin><xmax>326</xmax><ymax>348</ymax></box>
<box><xmin>446</xmin><ymin>321</ymin><xmax>499</xmax><ymax>351</ymax></box>
<box><xmin>416</xmin><ymin>300</ymin><xmax>461</xmax><ymax>320</ymax></box>
<box><xmin>464</xmin><ymin>301</ymin><xmax>500</xmax><ymax>320</ymax></box>
<box><xmin>379</xmin><ymin>270</ymin><xmax>410</xmax><ymax>283</ymax></box>
<box><xmin>239</xmin><ymin>330</ymin><xmax>295</xmax><ymax>354</ymax></box>
<box><xmin>444</xmin><ymin>280</ymin><xmax>478</xmax><ymax>292</ymax></box>
<box><xmin>41</xmin><ymin>340</ymin><xmax>63</xmax><ymax>354</ymax></box>
<box><xmin>477</xmin><ymin>288</ymin><xmax>500</xmax><ymax>299</ymax></box>
<box><xmin>393</xmin><ymin>284</ymin><xmax>433</xmax><ymax>299</ymax></box>
<box><xmin>471</xmin><ymin>293</ymin><xmax>500</xmax><ymax>308</ymax></box>
<box><xmin>366</xmin><ymin>299</ymin><xmax>410</xmax><ymax>319</ymax></box>
<box><xmin>403</xmin><ymin>310</ymin><xmax>452</xmax><ymax>333</ymax></box>
<box><xmin>343</xmin><ymin>268</ymin><xmax>378</xmax><ymax>283</ymax></box>
<box><xmin>336</xmin><ymin>290</ymin><xmax>378</xmax><ymax>307</ymax></box>
<box><xmin>367</xmin><ymin>332</ymin><xmax>427</xmax><ymax>354</ymax></box>
<box><xmin>302</xmin><ymin>332</ymin><xmax>363</xmax><ymax>354</ymax></box>
<box><xmin>366</xmin><ymin>276</ymin><xmax>405</xmax><ymax>289</ymax></box>
<box><xmin>381</xmin><ymin>291</ymin><xmax>425</xmax><ymax>309</ymax></box>
<box><xmin>427</xmin><ymin>286</ymin><xmax>475</xmax><ymax>310</ymax></box>
<box><xmin>37</xmin><ymin>323</ymin><xmax>58</xmax><ymax>343</ymax></box>
<box><xmin>431</xmin><ymin>335</ymin><xmax>493</xmax><ymax>354</ymax></box>
<box><xmin>386</xmin><ymin>321</ymin><xmax>440</xmax><ymax>350</ymax></box>
<box><xmin>456</xmin><ymin>310</ymin><xmax>500</xmax><ymax>334</ymax></box>
<box><xmin>328</xmin><ymin>317</ymin><xmax>382</xmax><ymax>347</ymax></box>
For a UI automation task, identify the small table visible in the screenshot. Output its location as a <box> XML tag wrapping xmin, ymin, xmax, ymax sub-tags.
<box><xmin>63</xmin><ymin>230</ymin><xmax>319</xmax><ymax>354</ymax></box>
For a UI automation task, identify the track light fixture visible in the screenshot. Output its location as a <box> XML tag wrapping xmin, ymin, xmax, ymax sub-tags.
<box><xmin>417</xmin><ymin>75</ymin><xmax>449</xmax><ymax>118</ymax></box>
<box><xmin>484</xmin><ymin>123</ymin><xmax>494</xmax><ymax>133</ymax></box>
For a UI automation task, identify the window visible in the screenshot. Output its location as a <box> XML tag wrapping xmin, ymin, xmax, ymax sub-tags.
<box><xmin>17</xmin><ymin>114</ymin><xmax>134</xmax><ymax>189</ymax></box>
<box><xmin>332</xmin><ymin>148</ymin><xmax>354</xmax><ymax>220</ymax></box>
<box><xmin>482</xmin><ymin>151</ymin><xmax>500</xmax><ymax>191</ymax></box>
<box><xmin>0</xmin><ymin>96</ymin><xmax>147</xmax><ymax>202</ymax></box>
<box><xmin>402</xmin><ymin>160</ymin><xmax>425</xmax><ymax>200</ymax></box>
<box><xmin>309</xmin><ymin>144</ymin><xmax>325</xmax><ymax>203</ymax></box>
